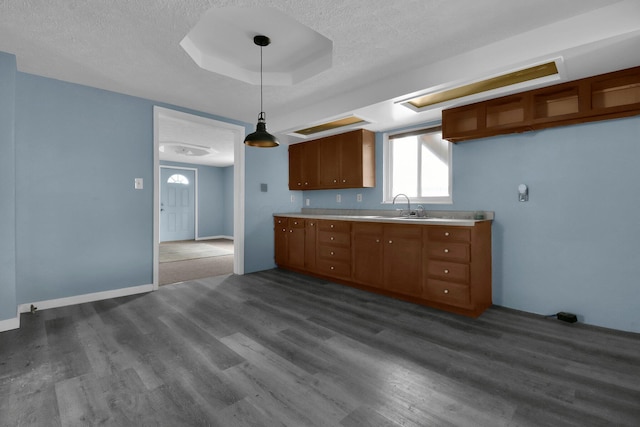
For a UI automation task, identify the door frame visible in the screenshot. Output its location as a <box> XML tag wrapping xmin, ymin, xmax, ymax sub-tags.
<box><xmin>159</xmin><ymin>165</ymin><xmax>198</xmax><ymax>242</ymax></box>
<box><xmin>153</xmin><ymin>106</ymin><xmax>246</xmax><ymax>290</ymax></box>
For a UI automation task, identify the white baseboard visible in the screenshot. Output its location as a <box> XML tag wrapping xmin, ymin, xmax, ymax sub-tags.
<box><xmin>0</xmin><ymin>310</ymin><xmax>20</xmax><ymax>333</ymax></box>
<box><xmin>196</xmin><ymin>235</ymin><xmax>234</xmax><ymax>241</ymax></box>
<box><xmin>0</xmin><ymin>283</ymin><xmax>154</xmax><ymax>333</ymax></box>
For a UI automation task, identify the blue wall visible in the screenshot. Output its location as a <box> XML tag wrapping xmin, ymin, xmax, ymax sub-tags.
<box><xmin>302</xmin><ymin>117</ymin><xmax>640</xmax><ymax>333</ymax></box>
<box><xmin>0</xmin><ymin>53</ymin><xmax>17</xmax><ymax>322</ymax></box>
<box><xmin>222</xmin><ymin>166</ymin><xmax>234</xmax><ymax>236</ymax></box>
<box><xmin>15</xmin><ymin>73</ymin><xmax>155</xmax><ymax>303</ymax></box>
<box><xmin>160</xmin><ymin>161</ymin><xmax>234</xmax><ymax>238</ymax></box>
<box><xmin>1</xmin><ymin>61</ymin><xmax>292</xmax><ymax>325</ymax></box>
<box><xmin>244</xmin><ymin>144</ymin><xmax>301</xmax><ymax>273</ymax></box>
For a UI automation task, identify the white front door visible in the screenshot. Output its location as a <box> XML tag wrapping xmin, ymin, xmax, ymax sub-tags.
<box><xmin>160</xmin><ymin>167</ymin><xmax>195</xmax><ymax>242</ymax></box>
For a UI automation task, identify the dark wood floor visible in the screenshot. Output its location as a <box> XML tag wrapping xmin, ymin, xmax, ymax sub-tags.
<box><xmin>1</xmin><ymin>269</ymin><xmax>639</xmax><ymax>426</ymax></box>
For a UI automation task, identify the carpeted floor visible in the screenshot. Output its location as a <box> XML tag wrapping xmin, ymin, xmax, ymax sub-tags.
<box><xmin>159</xmin><ymin>239</ymin><xmax>233</xmax><ymax>262</ymax></box>
<box><xmin>159</xmin><ymin>239</ymin><xmax>234</xmax><ymax>285</ymax></box>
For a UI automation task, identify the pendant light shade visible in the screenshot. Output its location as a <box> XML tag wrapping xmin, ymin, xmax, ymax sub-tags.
<box><xmin>244</xmin><ymin>35</ymin><xmax>279</xmax><ymax>148</ymax></box>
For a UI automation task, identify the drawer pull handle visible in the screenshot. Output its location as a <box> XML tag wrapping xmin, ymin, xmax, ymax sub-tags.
<box><xmin>443</xmin><ymin>289</ymin><xmax>449</xmax><ymax>294</ymax></box>
<box><xmin>445</xmin><ymin>232</ymin><xmax>450</xmax><ymax>236</ymax></box>
<box><xmin>444</xmin><ymin>248</ymin><xmax>449</xmax><ymax>253</ymax></box>
<box><xmin>444</xmin><ymin>269</ymin><xmax>449</xmax><ymax>274</ymax></box>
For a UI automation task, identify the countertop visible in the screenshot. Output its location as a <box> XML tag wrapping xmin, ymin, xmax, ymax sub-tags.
<box><xmin>274</xmin><ymin>209</ymin><xmax>493</xmax><ymax>227</ymax></box>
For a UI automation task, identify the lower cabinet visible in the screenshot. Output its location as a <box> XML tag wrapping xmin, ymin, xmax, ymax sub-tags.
<box><xmin>316</xmin><ymin>220</ymin><xmax>351</xmax><ymax>280</ymax></box>
<box><xmin>275</xmin><ymin>216</ymin><xmax>492</xmax><ymax>317</ymax></box>
<box><xmin>273</xmin><ymin>217</ymin><xmax>305</xmax><ymax>269</ymax></box>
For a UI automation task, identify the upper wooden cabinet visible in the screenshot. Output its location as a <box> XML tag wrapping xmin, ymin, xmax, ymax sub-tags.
<box><xmin>288</xmin><ymin>141</ymin><xmax>318</xmax><ymax>189</ymax></box>
<box><xmin>288</xmin><ymin>129</ymin><xmax>375</xmax><ymax>190</ymax></box>
<box><xmin>443</xmin><ymin>66</ymin><xmax>640</xmax><ymax>142</ymax></box>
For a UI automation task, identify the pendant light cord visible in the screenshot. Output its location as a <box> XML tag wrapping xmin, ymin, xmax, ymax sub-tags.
<box><xmin>260</xmin><ymin>44</ymin><xmax>264</xmax><ymax>114</ymax></box>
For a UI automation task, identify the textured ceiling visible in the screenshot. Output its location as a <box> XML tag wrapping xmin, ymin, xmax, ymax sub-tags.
<box><xmin>1</xmin><ymin>0</ymin><xmax>639</xmax><ymax>165</ymax></box>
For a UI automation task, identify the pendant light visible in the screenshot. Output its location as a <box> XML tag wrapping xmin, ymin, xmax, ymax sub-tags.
<box><xmin>244</xmin><ymin>35</ymin><xmax>279</xmax><ymax>147</ymax></box>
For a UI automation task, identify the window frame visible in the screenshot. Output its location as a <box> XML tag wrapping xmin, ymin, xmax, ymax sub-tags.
<box><xmin>382</xmin><ymin>125</ymin><xmax>453</xmax><ymax>205</ymax></box>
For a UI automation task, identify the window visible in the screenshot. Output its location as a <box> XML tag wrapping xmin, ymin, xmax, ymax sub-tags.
<box><xmin>384</xmin><ymin>126</ymin><xmax>452</xmax><ymax>204</ymax></box>
<box><xmin>167</xmin><ymin>174</ymin><xmax>189</xmax><ymax>185</ymax></box>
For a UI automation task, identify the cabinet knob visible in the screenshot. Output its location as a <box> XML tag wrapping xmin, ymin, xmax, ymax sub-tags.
<box><xmin>444</xmin><ymin>248</ymin><xmax>449</xmax><ymax>253</ymax></box>
<box><xmin>297</xmin><ymin>183</ymin><xmax>302</xmax><ymax>186</ymax></box>
<box><xmin>310</xmin><ymin>222</ymin><xmax>314</xmax><ymax>226</ymax></box>
<box><xmin>444</xmin><ymin>269</ymin><xmax>449</xmax><ymax>274</ymax></box>
<box><xmin>330</xmin><ymin>251</ymin><xmax>334</xmax><ymax>255</ymax></box>
<box><xmin>388</xmin><ymin>240</ymin><xmax>393</xmax><ymax>244</ymax></box>
<box><xmin>330</xmin><ymin>224</ymin><xmax>334</xmax><ymax>228</ymax></box>
<box><xmin>282</xmin><ymin>228</ymin><xmax>286</xmax><ymax>232</ymax></box>
<box><xmin>333</xmin><ymin>179</ymin><xmax>337</xmax><ymax>183</ymax></box>
<box><xmin>444</xmin><ymin>232</ymin><xmax>450</xmax><ymax>236</ymax></box>
<box><xmin>330</xmin><ymin>237</ymin><xmax>335</xmax><ymax>241</ymax></box>
<box><xmin>294</xmin><ymin>221</ymin><xmax>298</xmax><ymax>225</ymax></box>
<box><xmin>342</xmin><ymin>179</ymin><xmax>346</xmax><ymax>183</ymax></box>
<box><xmin>443</xmin><ymin>289</ymin><xmax>449</xmax><ymax>294</ymax></box>
<box><xmin>375</xmin><ymin>239</ymin><xmax>380</xmax><ymax>243</ymax></box>
<box><xmin>289</xmin><ymin>230</ymin><xmax>293</xmax><ymax>233</ymax></box>
<box><xmin>330</xmin><ymin>266</ymin><xmax>335</xmax><ymax>270</ymax></box>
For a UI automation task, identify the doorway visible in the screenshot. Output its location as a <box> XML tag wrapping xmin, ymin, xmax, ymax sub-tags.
<box><xmin>153</xmin><ymin>106</ymin><xmax>245</xmax><ymax>290</ymax></box>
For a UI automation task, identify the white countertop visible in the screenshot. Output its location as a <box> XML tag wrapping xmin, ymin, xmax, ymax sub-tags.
<box><xmin>274</xmin><ymin>212</ymin><xmax>491</xmax><ymax>227</ymax></box>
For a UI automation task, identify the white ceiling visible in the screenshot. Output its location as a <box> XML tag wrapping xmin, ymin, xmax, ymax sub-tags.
<box><xmin>1</xmin><ymin>0</ymin><xmax>640</xmax><ymax>167</ymax></box>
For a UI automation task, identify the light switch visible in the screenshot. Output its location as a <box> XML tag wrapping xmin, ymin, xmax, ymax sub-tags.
<box><xmin>134</xmin><ymin>178</ymin><xmax>143</xmax><ymax>189</ymax></box>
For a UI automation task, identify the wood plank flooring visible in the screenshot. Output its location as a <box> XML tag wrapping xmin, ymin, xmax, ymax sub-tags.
<box><xmin>1</xmin><ymin>269</ymin><xmax>639</xmax><ymax>426</ymax></box>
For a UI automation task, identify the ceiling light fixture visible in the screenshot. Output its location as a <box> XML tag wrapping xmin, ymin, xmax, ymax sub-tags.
<box><xmin>244</xmin><ymin>35</ymin><xmax>279</xmax><ymax>148</ymax></box>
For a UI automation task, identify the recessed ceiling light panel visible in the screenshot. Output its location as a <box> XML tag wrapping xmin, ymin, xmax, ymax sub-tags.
<box><xmin>291</xmin><ymin>116</ymin><xmax>368</xmax><ymax>136</ymax></box>
<box><xmin>400</xmin><ymin>60</ymin><xmax>562</xmax><ymax>111</ymax></box>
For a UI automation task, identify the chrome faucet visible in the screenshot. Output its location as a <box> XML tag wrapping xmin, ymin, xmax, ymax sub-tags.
<box><xmin>392</xmin><ymin>193</ymin><xmax>411</xmax><ymax>217</ymax></box>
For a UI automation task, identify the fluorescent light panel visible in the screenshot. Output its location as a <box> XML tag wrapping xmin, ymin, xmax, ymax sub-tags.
<box><xmin>293</xmin><ymin>116</ymin><xmax>366</xmax><ymax>136</ymax></box>
<box><xmin>405</xmin><ymin>61</ymin><xmax>559</xmax><ymax>109</ymax></box>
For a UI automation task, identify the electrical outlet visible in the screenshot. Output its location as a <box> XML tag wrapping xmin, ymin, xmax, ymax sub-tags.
<box><xmin>336</xmin><ymin>194</ymin><xmax>341</xmax><ymax>203</ymax></box>
<box><xmin>305</xmin><ymin>198</ymin><xmax>310</xmax><ymax>206</ymax></box>
<box><xmin>357</xmin><ymin>194</ymin><xmax>362</xmax><ymax>202</ymax></box>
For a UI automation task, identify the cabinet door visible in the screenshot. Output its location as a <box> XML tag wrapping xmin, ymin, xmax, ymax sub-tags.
<box><xmin>288</xmin><ymin>144</ymin><xmax>304</xmax><ymax>190</ymax></box>
<box><xmin>383</xmin><ymin>224</ymin><xmax>423</xmax><ymax>296</ymax></box>
<box><xmin>305</xmin><ymin>220</ymin><xmax>317</xmax><ymax>271</ymax></box>
<box><xmin>301</xmin><ymin>142</ymin><xmax>319</xmax><ymax>188</ymax></box>
<box><xmin>339</xmin><ymin>135</ymin><xmax>363</xmax><ymax>187</ymax></box>
<box><xmin>352</xmin><ymin>223</ymin><xmax>384</xmax><ymax>289</ymax></box>
<box><xmin>318</xmin><ymin>136</ymin><xmax>341</xmax><ymax>187</ymax></box>
<box><xmin>287</xmin><ymin>219</ymin><xmax>305</xmax><ymax>269</ymax></box>
<box><xmin>274</xmin><ymin>217</ymin><xmax>289</xmax><ymax>265</ymax></box>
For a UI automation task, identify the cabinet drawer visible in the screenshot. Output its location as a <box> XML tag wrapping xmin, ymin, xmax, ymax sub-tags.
<box><xmin>426</xmin><ymin>242</ymin><xmax>470</xmax><ymax>262</ymax></box>
<box><xmin>318</xmin><ymin>231</ymin><xmax>351</xmax><ymax>247</ymax></box>
<box><xmin>425</xmin><ymin>279</ymin><xmax>471</xmax><ymax>308</ymax></box>
<box><xmin>318</xmin><ymin>220</ymin><xmax>350</xmax><ymax>233</ymax></box>
<box><xmin>427</xmin><ymin>260</ymin><xmax>469</xmax><ymax>283</ymax></box>
<box><xmin>288</xmin><ymin>219</ymin><xmax>305</xmax><ymax>228</ymax></box>
<box><xmin>317</xmin><ymin>260</ymin><xmax>351</xmax><ymax>279</ymax></box>
<box><xmin>318</xmin><ymin>245</ymin><xmax>351</xmax><ymax>262</ymax></box>
<box><xmin>426</xmin><ymin>227</ymin><xmax>471</xmax><ymax>242</ymax></box>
